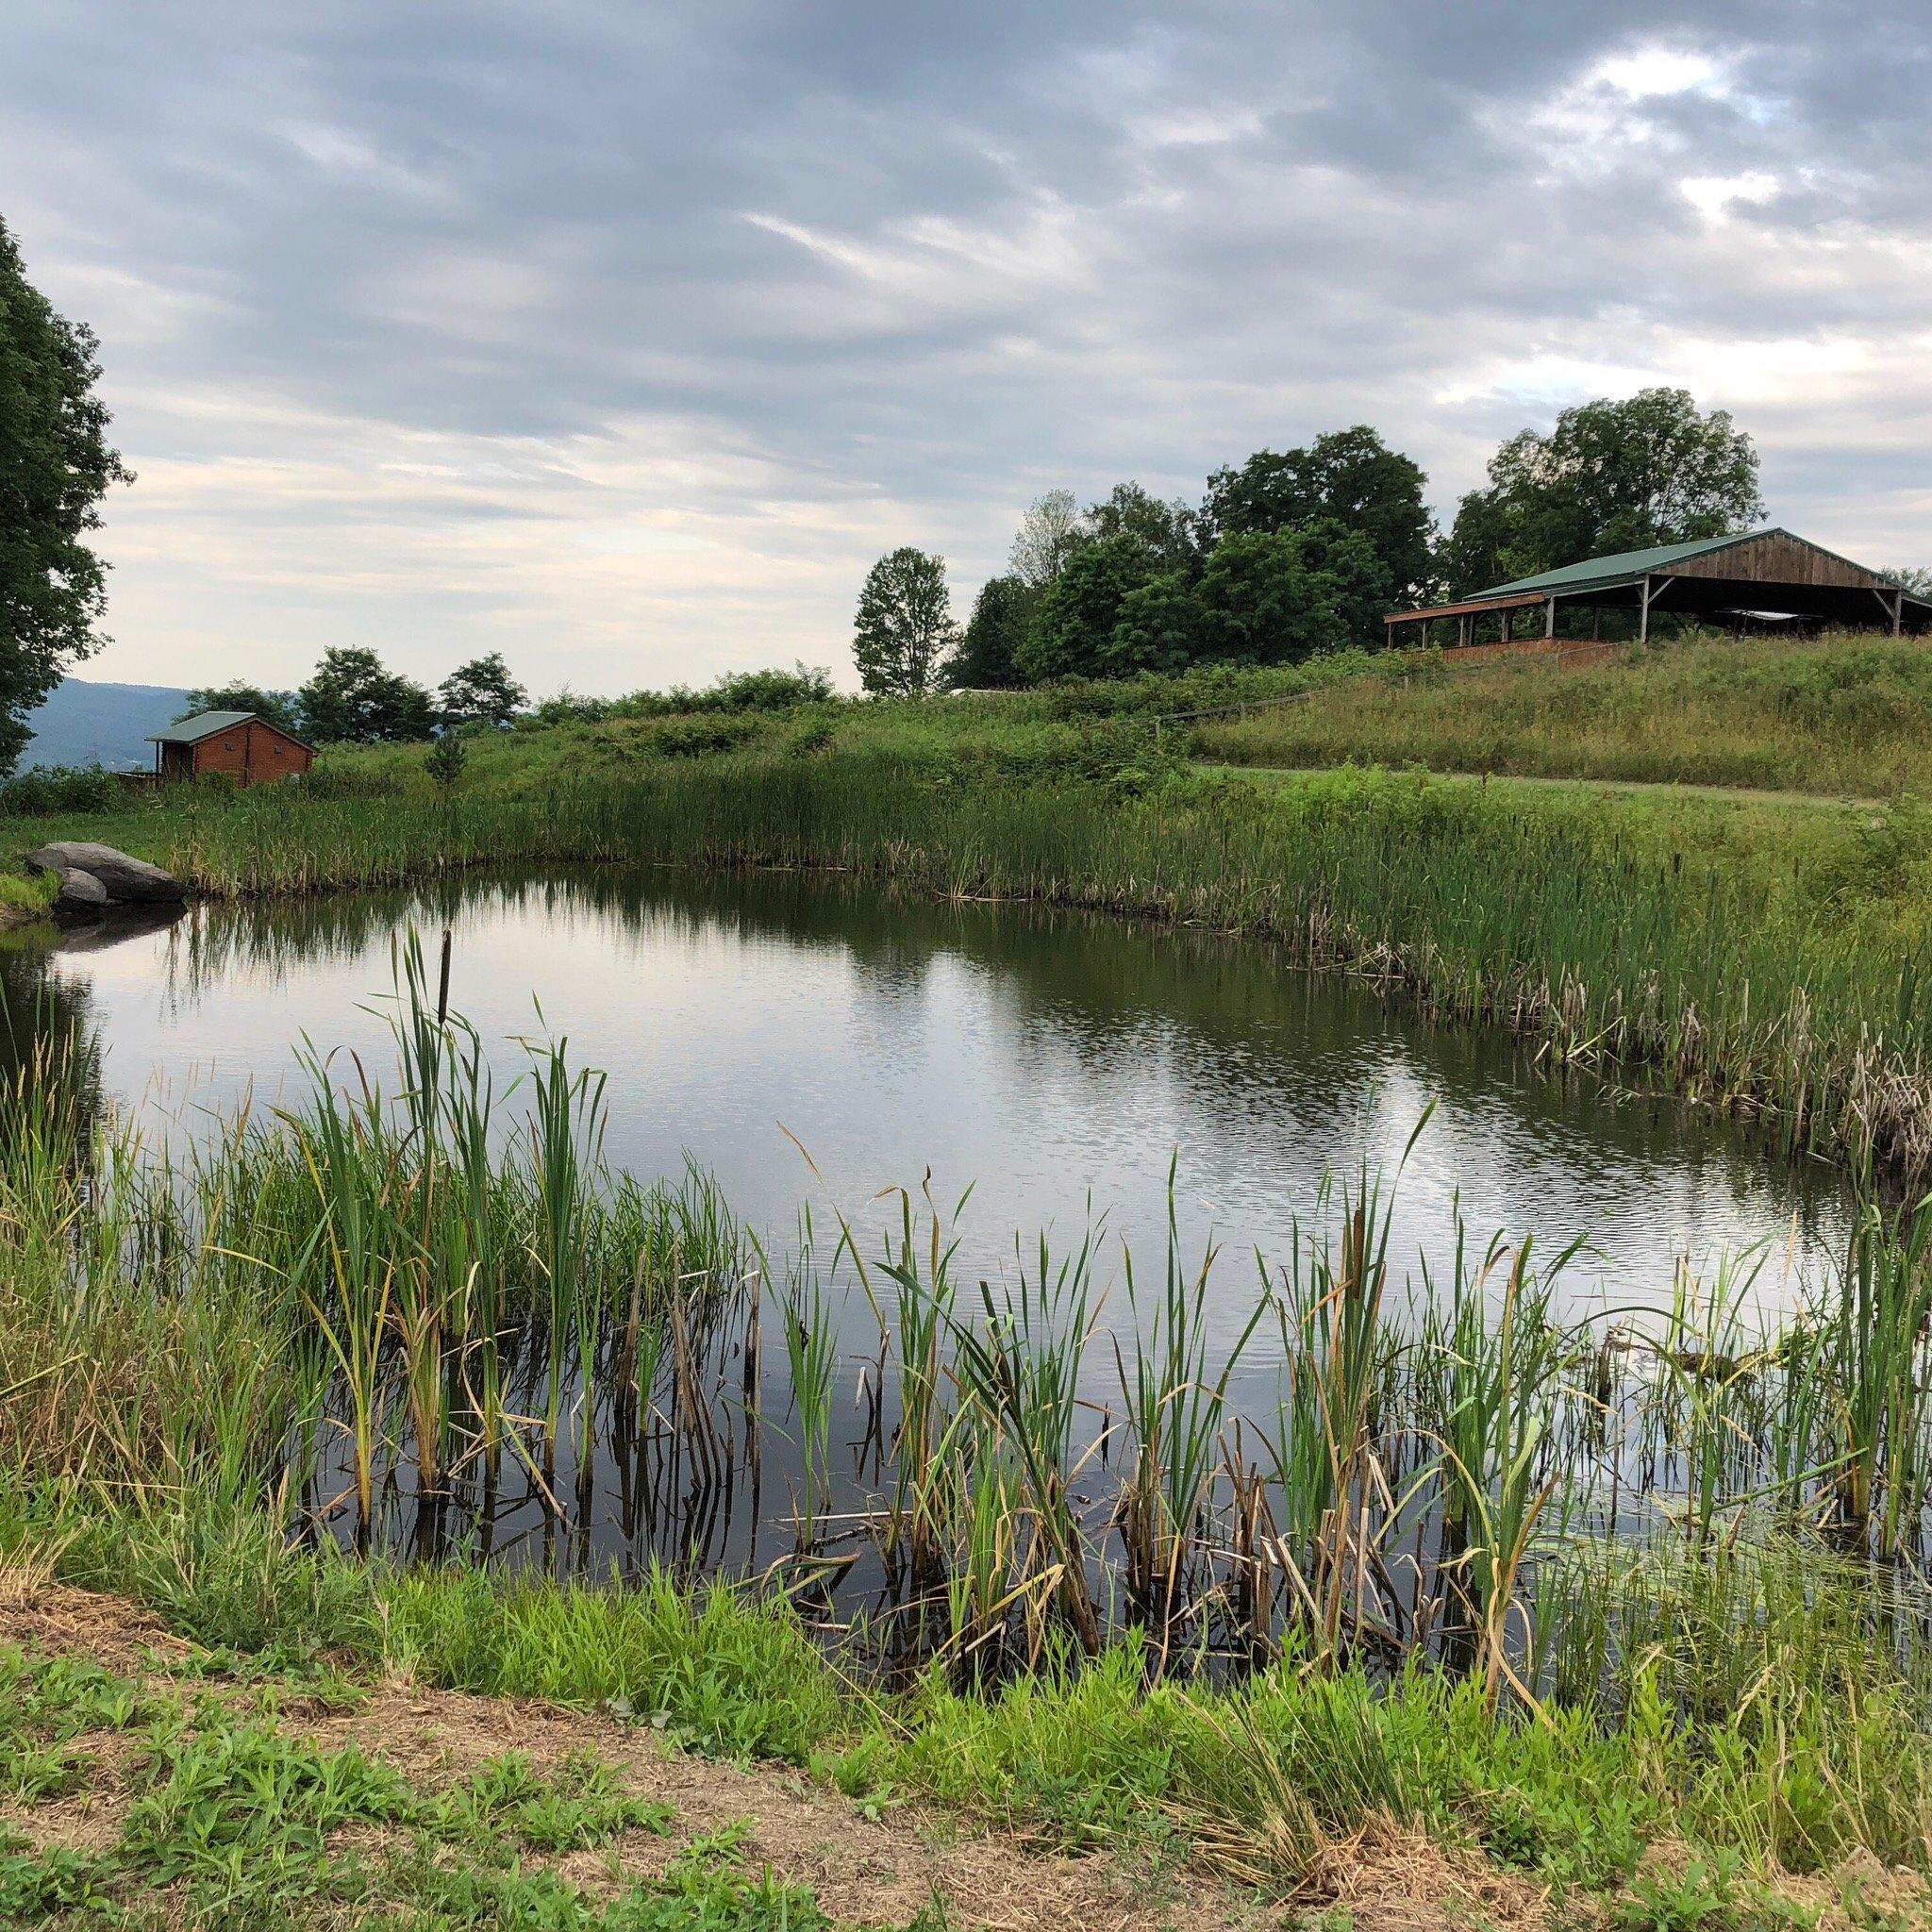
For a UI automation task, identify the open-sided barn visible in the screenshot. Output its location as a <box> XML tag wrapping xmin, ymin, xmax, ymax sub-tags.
<box><xmin>1387</xmin><ymin>528</ymin><xmax>1932</xmax><ymax>649</ymax></box>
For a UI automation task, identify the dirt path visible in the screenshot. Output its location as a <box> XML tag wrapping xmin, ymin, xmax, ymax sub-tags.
<box><xmin>0</xmin><ymin>1584</ymin><xmax>1546</xmax><ymax>1932</ymax></box>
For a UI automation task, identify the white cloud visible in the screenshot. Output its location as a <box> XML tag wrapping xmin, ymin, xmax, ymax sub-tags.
<box><xmin>1680</xmin><ymin>171</ymin><xmax>1778</xmax><ymax>220</ymax></box>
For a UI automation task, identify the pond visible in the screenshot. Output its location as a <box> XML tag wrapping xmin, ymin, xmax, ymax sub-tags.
<box><xmin>8</xmin><ymin>864</ymin><xmax>1878</xmax><ymax>1640</ymax></box>
<box><xmin>13</xmin><ymin>861</ymin><xmax>1848</xmax><ymax>1328</ymax></box>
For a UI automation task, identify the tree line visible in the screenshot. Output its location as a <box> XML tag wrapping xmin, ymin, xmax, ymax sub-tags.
<box><xmin>853</xmin><ymin>391</ymin><xmax>1770</xmax><ymax>694</ymax></box>
<box><xmin>182</xmin><ymin>648</ymin><xmax>528</xmax><ymax>745</ymax></box>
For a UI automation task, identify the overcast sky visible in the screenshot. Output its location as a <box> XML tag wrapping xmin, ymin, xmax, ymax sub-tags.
<box><xmin>4</xmin><ymin>2</ymin><xmax>1928</xmax><ymax>695</ymax></box>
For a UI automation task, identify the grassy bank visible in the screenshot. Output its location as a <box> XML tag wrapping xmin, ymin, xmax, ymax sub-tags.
<box><xmin>5</xmin><ymin>965</ymin><xmax>1932</xmax><ymax>1924</ymax></box>
<box><xmin>1192</xmin><ymin>632</ymin><xmax>1932</xmax><ymax>798</ymax></box>
<box><xmin>17</xmin><ymin>741</ymin><xmax>1930</xmax><ymax>1179</ymax></box>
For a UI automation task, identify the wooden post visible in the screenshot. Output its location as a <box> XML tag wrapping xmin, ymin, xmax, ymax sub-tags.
<box><xmin>1639</xmin><ymin>575</ymin><xmax>1653</xmax><ymax>643</ymax></box>
<box><xmin>1892</xmin><ymin>590</ymin><xmax>1905</xmax><ymax>637</ymax></box>
<box><xmin>1544</xmin><ymin>595</ymin><xmax>1556</xmax><ymax>640</ymax></box>
<box><xmin>1591</xmin><ymin>606</ymin><xmax>1602</xmax><ymax>641</ymax></box>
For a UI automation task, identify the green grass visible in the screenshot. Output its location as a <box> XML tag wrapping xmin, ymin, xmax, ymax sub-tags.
<box><xmin>5</xmin><ymin>962</ymin><xmax>1932</xmax><ymax>1910</ymax></box>
<box><xmin>1193</xmin><ymin>631</ymin><xmax>1932</xmax><ymax>798</ymax></box>
<box><xmin>8</xmin><ymin>632</ymin><xmax>1932</xmax><ymax>1913</ymax></box>
<box><xmin>0</xmin><ymin>1634</ymin><xmax>875</xmax><ymax>1929</ymax></box>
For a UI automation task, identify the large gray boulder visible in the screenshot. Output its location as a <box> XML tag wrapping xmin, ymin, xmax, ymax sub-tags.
<box><xmin>50</xmin><ymin>868</ymin><xmax>108</xmax><ymax>921</ymax></box>
<box><xmin>25</xmin><ymin>841</ymin><xmax>185</xmax><ymax>905</ymax></box>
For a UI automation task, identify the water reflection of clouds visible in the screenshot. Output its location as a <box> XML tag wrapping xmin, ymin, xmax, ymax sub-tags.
<box><xmin>28</xmin><ymin>864</ymin><xmax>1851</xmax><ymax>1330</ymax></box>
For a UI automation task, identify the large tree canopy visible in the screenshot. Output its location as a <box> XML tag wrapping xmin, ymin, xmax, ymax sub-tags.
<box><xmin>1194</xmin><ymin>525</ymin><xmax>1366</xmax><ymax>664</ymax></box>
<box><xmin>1017</xmin><ymin>536</ymin><xmax>1156</xmax><ymax>682</ymax></box>
<box><xmin>438</xmin><ymin>650</ymin><xmax>527</xmax><ymax>728</ymax></box>
<box><xmin>0</xmin><ymin>214</ymin><xmax>132</xmax><ymax>776</ymax></box>
<box><xmin>1444</xmin><ymin>388</ymin><xmax>1764</xmax><ymax>596</ymax></box>
<box><xmin>1083</xmin><ymin>482</ymin><xmax>1201</xmax><ymax>575</ymax></box>
<box><xmin>297</xmin><ymin>646</ymin><xmax>437</xmax><ymax>743</ymax></box>
<box><xmin>179</xmin><ymin>682</ymin><xmax>303</xmax><ymax>738</ymax></box>
<box><xmin>1007</xmin><ymin>490</ymin><xmax>1084</xmax><ymax>590</ymax></box>
<box><xmin>853</xmin><ymin>547</ymin><xmax>955</xmax><ymax>695</ymax></box>
<box><xmin>1205</xmin><ymin>425</ymin><xmax>1430</xmax><ymax>617</ymax></box>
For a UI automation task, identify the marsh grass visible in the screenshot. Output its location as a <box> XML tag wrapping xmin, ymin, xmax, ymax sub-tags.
<box><xmin>7</xmin><ymin>947</ymin><xmax>1932</xmax><ymax>1892</ymax></box>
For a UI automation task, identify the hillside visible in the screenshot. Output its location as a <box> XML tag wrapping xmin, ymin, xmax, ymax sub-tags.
<box><xmin>20</xmin><ymin>676</ymin><xmax>191</xmax><ymax>773</ymax></box>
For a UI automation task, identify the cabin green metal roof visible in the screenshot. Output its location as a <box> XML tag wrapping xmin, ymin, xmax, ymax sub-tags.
<box><xmin>148</xmin><ymin>709</ymin><xmax>268</xmax><ymax>745</ymax></box>
<box><xmin>1475</xmin><ymin>530</ymin><xmax>1773</xmax><ymax>600</ymax></box>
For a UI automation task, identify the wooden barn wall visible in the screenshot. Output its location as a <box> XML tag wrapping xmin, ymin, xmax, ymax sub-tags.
<box><xmin>1669</xmin><ymin>534</ymin><xmax>1888</xmax><ymax>590</ymax></box>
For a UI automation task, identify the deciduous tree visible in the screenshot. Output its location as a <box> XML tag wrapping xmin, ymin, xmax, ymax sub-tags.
<box><xmin>297</xmin><ymin>646</ymin><xmax>437</xmax><ymax>743</ymax></box>
<box><xmin>1017</xmin><ymin>536</ymin><xmax>1156</xmax><ymax>681</ymax></box>
<box><xmin>853</xmin><ymin>548</ymin><xmax>955</xmax><ymax>695</ymax></box>
<box><xmin>946</xmin><ymin>575</ymin><xmax>1035</xmax><ymax>689</ymax></box>
<box><xmin>1084</xmin><ymin>482</ymin><xmax>1201</xmax><ymax>575</ymax></box>
<box><xmin>1443</xmin><ymin>388</ymin><xmax>1762</xmax><ymax>596</ymax></box>
<box><xmin>179</xmin><ymin>683</ymin><xmax>303</xmax><ymax>737</ymax></box>
<box><xmin>438</xmin><ymin>650</ymin><xmax>526</xmax><ymax>728</ymax></box>
<box><xmin>0</xmin><ymin>214</ymin><xmax>133</xmax><ymax>776</ymax></box>
<box><xmin>1008</xmin><ymin>490</ymin><xmax>1084</xmax><ymax>589</ymax></box>
<box><xmin>1205</xmin><ymin>425</ymin><xmax>1431</xmax><ymax>618</ymax></box>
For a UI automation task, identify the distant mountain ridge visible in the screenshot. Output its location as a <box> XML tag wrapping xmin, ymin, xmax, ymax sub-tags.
<box><xmin>20</xmin><ymin>677</ymin><xmax>193</xmax><ymax>773</ymax></box>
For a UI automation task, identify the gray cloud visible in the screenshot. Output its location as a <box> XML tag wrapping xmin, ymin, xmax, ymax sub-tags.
<box><xmin>1</xmin><ymin>0</ymin><xmax>1927</xmax><ymax>691</ymax></box>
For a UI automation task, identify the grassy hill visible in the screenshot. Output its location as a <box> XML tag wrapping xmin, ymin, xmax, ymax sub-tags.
<box><xmin>1190</xmin><ymin>631</ymin><xmax>1932</xmax><ymax>797</ymax></box>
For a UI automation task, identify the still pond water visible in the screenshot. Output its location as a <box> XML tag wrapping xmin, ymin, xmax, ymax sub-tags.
<box><xmin>14</xmin><ymin>862</ymin><xmax>1849</xmax><ymax>1337</ymax></box>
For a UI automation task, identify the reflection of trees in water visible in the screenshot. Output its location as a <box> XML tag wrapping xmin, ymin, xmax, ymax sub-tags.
<box><xmin>0</xmin><ymin>942</ymin><xmax>105</xmax><ymax>1165</ymax></box>
<box><xmin>163</xmin><ymin>860</ymin><xmax>1843</xmax><ymax>1242</ymax></box>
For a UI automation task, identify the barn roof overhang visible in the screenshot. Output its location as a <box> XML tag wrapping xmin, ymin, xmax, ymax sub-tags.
<box><xmin>1385</xmin><ymin>527</ymin><xmax>1932</xmax><ymax>634</ymax></box>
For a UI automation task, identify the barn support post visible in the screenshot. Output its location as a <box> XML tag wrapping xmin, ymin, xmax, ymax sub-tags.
<box><xmin>1544</xmin><ymin>595</ymin><xmax>1556</xmax><ymax>640</ymax></box>
<box><xmin>1591</xmin><ymin>606</ymin><xmax>1602</xmax><ymax>641</ymax></box>
<box><xmin>1639</xmin><ymin>575</ymin><xmax>1654</xmax><ymax>643</ymax></box>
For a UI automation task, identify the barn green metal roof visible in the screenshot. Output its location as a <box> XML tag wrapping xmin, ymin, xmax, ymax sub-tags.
<box><xmin>1475</xmin><ymin>530</ymin><xmax>1772</xmax><ymax>600</ymax></box>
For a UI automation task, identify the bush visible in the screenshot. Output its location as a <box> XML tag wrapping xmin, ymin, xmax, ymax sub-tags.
<box><xmin>0</xmin><ymin>764</ymin><xmax>125</xmax><ymax>816</ymax></box>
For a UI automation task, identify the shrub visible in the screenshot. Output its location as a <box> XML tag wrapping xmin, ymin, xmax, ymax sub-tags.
<box><xmin>0</xmin><ymin>764</ymin><xmax>125</xmax><ymax>816</ymax></box>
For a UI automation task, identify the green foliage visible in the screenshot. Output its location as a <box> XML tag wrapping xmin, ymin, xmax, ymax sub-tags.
<box><xmin>1205</xmin><ymin>425</ymin><xmax>1433</xmax><ymax>609</ymax></box>
<box><xmin>1108</xmin><ymin>574</ymin><xmax>1208</xmax><ymax>674</ymax></box>
<box><xmin>297</xmin><ymin>644</ymin><xmax>437</xmax><ymax>744</ymax></box>
<box><xmin>425</xmin><ymin>727</ymin><xmax>469</xmax><ymax>792</ymax></box>
<box><xmin>854</xmin><ymin>547</ymin><xmax>956</xmax><ymax>696</ymax></box>
<box><xmin>439</xmin><ymin>648</ymin><xmax>528</xmax><ymax>728</ymax></box>
<box><xmin>1445</xmin><ymin>387</ymin><xmax>1763</xmax><ymax>594</ymax></box>
<box><xmin>0</xmin><ymin>760</ymin><xmax>124</xmax><ymax>815</ymax></box>
<box><xmin>1018</xmin><ymin>535</ymin><xmax>1156</xmax><ymax>680</ymax></box>
<box><xmin>0</xmin><ymin>213</ymin><xmax>133</xmax><ymax>779</ymax></box>
<box><xmin>946</xmin><ymin>574</ymin><xmax>1036</xmax><ymax>688</ymax></box>
<box><xmin>1007</xmin><ymin>488</ymin><xmax>1083</xmax><ymax>589</ymax></box>
<box><xmin>1082</xmin><ymin>480</ymin><xmax>1202</xmax><ymax>573</ymax></box>
<box><xmin>1193</xmin><ymin>526</ymin><xmax>1358</xmax><ymax>664</ymax></box>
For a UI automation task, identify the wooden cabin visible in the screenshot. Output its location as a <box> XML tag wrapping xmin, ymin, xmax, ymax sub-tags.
<box><xmin>147</xmin><ymin>710</ymin><xmax>313</xmax><ymax>786</ymax></box>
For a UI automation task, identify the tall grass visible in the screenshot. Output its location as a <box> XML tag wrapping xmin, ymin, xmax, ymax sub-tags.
<box><xmin>1195</xmin><ymin>630</ymin><xmax>1932</xmax><ymax>797</ymax></box>
<box><xmin>6</xmin><ymin>960</ymin><xmax>1932</xmax><ymax>1888</ymax></box>
<box><xmin>92</xmin><ymin>736</ymin><xmax>1932</xmax><ymax>1185</ymax></box>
